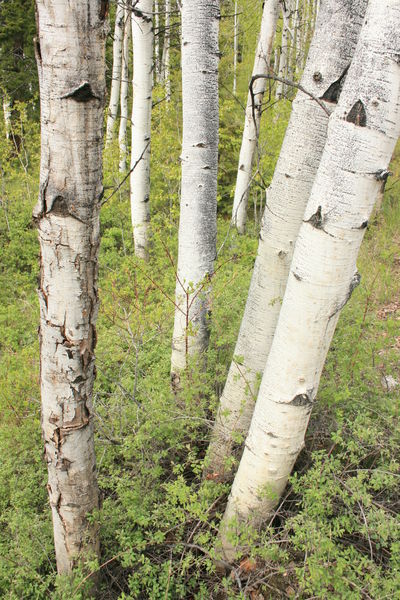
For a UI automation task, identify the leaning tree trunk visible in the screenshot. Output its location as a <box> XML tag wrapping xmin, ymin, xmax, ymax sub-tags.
<box><xmin>119</xmin><ymin>6</ymin><xmax>131</xmax><ymax>172</ymax></box>
<box><xmin>206</xmin><ymin>0</ymin><xmax>368</xmax><ymax>480</ymax></box>
<box><xmin>231</xmin><ymin>0</ymin><xmax>280</xmax><ymax>234</ymax></box>
<box><xmin>154</xmin><ymin>0</ymin><xmax>161</xmax><ymax>82</ymax></box>
<box><xmin>220</xmin><ymin>0</ymin><xmax>400</xmax><ymax>561</ymax></box>
<box><xmin>170</xmin><ymin>0</ymin><xmax>220</xmax><ymax>388</ymax></box>
<box><xmin>33</xmin><ymin>0</ymin><xmax>106</xmax><ymax>574</ymax></box>
<box><xmin>130</xmin><ymin>0</ymin><xmax>154</xmax><ymax>260</ymax></box>
<box><xmin>106</xmin><ymin>1</ymin><xmax>124</xmax><ymax>145</ymax></box>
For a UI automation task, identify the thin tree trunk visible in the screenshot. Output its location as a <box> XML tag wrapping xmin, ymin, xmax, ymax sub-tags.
<box><xmin>233</xmin><ymin>0</ymin><xmax>238</xmax><ymax>95</ymax></box>
<box><xmin>170</xmin><ymin>0</ymin><xmax>220</xmax><ymax>388</ymax></box>
<box><xmin>119</xmin><ymin>6</ymin><xmax>131</xmax><ymax>173</ymax></box>
<box><xmin>33</xmin><ymin>0</ymin><xmax>106</xmax><ymax>574</ymax></box>
<box><xmin>219</xmin><ymin>0</ymin><xmax>400</xmax><ymax>561</ymax></box>
<box><xmin>276</xmin><ymin>4</ymin><xmax>289</xmax><ymax>98</ymax></box>
<box><xmin>130</xmin><ymin>0</ymin><xmax>154</xmax><ymax>260</ymax></box>
<box><xmin>161</xmin><ymin>0</ymin><xmax>171</xmax><ymax>101</ymax></box>
<box><xmin>2</xmin><ymin>94</ymin><xmax>12</xmax><ymax>140</ymax></box>
<box><xmin>154</xmin><ymin>0</ymin><xmax>161</xmax><ymax>82</ymax></box>
<box><xmin>231</xmin><ymin>0</ymin><xmax>280</xmax><ymax>234</ymax></box>
<box><xmin>206</xmin><ymin>0</ymin><xmax>368</xmax><ymax>481</ymax></box>
<box><xmin>106</xmin><ymin>1</ymin><xmax>124</xmax><ymax>145</ymax></box>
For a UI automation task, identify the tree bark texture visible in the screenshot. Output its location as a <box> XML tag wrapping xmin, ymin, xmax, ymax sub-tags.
<box><xmin>34</xmin><ymin>0</ymin><xmax>107</xmax><ymax>574</ymax></box>
<box><xmin>170</xmin><ymin>0</ymin><xmax>220</xmax><ymax>387</ymax></box>
<box><xmin>161</xmin><ymin>0</ymin><xmax>171</xmax><ymax>101</ymax></box>
<box><xmin>119</xmin><ymin>6</ymin><xmax>131</xmax><ymax>172</ymax></box>
<box><xmin>207</xmin><ymin>0</ymin><xmax>368</xmax><ymax>481</ymax></box>
<box><xmin>220</xmin><ymin>0</ymin><xmax>400</xmax><ymax>561</ymax></box>
<box><xmin>130</xmin><ymin>0</ymin><xmax>154</xmax><ymax>260</ymax></box>
<box><xmin>231</xmin><ymin>0</ymin><xmax>280</xmax><ymax>234</ymax></box>
<box><xmin>106</xmin><ymin>1</ymin><xmax>124</xmax><ymax>145</ymax></box>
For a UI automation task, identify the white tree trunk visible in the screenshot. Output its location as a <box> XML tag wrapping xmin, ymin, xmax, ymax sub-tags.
<box><xmin>3</xmin><ymin>95</ymin><xmax>12</xmax><ymax>140</ymax></box>
<box><xmin>33</xmin><ymin>0</ymin><xmax>106</xmax><ymax>574</ymax></box>
<box><xmin>170</xmin><ymin>0</ymin><xmax>220</xmax><ymax>388</ymax></box>
<box><xmin>106</xmin><ymin>1</ymin><xmax>124</xmax><ymax>145</ymax></box>
<box><xmin>207</xmin><ymin>0</ymin><xmax>368</xmax><ymax>480</ymax></box>
<box><xmin>154</xmin><ymin>0</ymin><xmax>161</xmax><ymax>82</ymax></box>
<box><xmin>233</xmin><ymin>0</ymin><xmax>238</xmax><ymax>95</ymax></box>
<box><xmin>220</xmin><ymin>0</ymin><xmax>400</xmax><ymax>561</ymax></box>
<box><xmin>275</xmin><ymin>4</ymin><xmax>289</xmax><ymax>98</ymax></box>
<box><xmin>161</xmin><ymin>0</ymin><xmax>171</xmax><ymax>101</ymax></box>
<box><xmin>231</xmin><ymin>0</ymin><xmax>280</xmax><ymax>233</ymax></box>
<box><xmin>119</xmin><ymin>7</ymin><xmax>131</xmax><ymax>173</ymax></box>
<box><xmin>130</xmin><ymin>0</ymin><xmax>154</xmax><ymax>260</ymax></box>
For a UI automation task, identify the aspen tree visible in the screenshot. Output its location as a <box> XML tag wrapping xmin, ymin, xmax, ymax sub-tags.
<box><xmin>231</xmin><ymin>0</ymin><xmax>280</xmax><ymax>234</ymax></box>
<box><xmin>119</xmin><ymin>5</ymin><xmax>131</xmax><ymax>173</ymax></box>
<box><xmin>161</xmin><ymin>0</ymin><xmax>171</xmax><ymax>101</ymax></box>
<box><xmin>33</xmin><ymin>0</ymin><xmax>106</xmax><ymax>573</ymax></box>
<box><xmin>233</xmin><ymin>0</ymin><xmax>238</xmax><ymax>95</ymax></box>
<box><xmin>275</xmin><ymin>2</ymin><xmax>289</xmax><ymax>98</ymax></box>
<box><xmin>220</xmin><ymin>0</ymin><xmax>400</xmax><ymax>561</ymax></box>
<box><xmin>106</xmin><ymin>1</ymin><xmax>124</xmax><ymax>145</ymax></box>
<box><xmin>2</xmin><ymin>94</ymin><xmax>12</xmax><ymax>140</ymax></box>
<box><xmin>130</xmin><ymin>0</ymin><xmax>154</xmax><ymax>260</ymax></box>
<box><xmin>171</xmin><ymin>0</ymin><xmax>220</xmax><ymax>387</ymax></box>
<box><xmin>154</xmin><ymin>0</ymin><xmax>161</xmax><ymax>82</ymax></box>
<box><xmin>207</xmin><ymin>0</ymin><xmax>368</xmax><ymax>479</ymax></box>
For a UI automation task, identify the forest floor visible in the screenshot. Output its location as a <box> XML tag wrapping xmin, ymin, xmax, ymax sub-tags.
<box><xmin>0</xmin><ymin>133</ymin><xmax>399</xmax><ymax>598</ymax></box>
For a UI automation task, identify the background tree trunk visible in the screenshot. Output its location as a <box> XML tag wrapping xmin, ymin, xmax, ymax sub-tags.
<box><xmin>219</xmin><ymin>0</ymin><xmax>400</xmax><ymax>561</ymax></box>
<box><xmin>233</xmin><ymin>0</ymin><xmax>238</xmax><ymax>95</ymax></box>
<box><xmin>161</xmin><ymin>0</ymin><xmax>171</xmax><ymax>101</ymax></box>
<box><xmin>231</xmin><ymin>0</ymin><xmax>280</xmax><ymax>234</ymax></box>
<box><xmin>34</xmin><ymin>0</ymin><xmax>106</xmax><ymax>574</ymax></box>
<box><xmin>106</xmin><ymin>1</ymin><xmax>124</xmax><ymax>145</ymax></box>
<box><xmin>119</xmin><ymin>6</ymin><xmax>131</xmax><ymax>173</ymax></box>
<box><xmin>206</xmin><ymin>0</ymin><xmax>368</xmax><ymax>481</ymax></box>
<box><xmin>170</xmin><ymin>0</ymin><xmax>220</xmax><ymax>388</ymax></box>
<box><xmin>130</xmin><ymin>0</ymin><xmax>154</xmax><ymax>260</ymax></box>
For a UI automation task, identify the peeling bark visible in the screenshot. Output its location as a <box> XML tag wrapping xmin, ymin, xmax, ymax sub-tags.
<box><xmin>220</xmin><ymin>0</ymin><xmax>400</xmax><ymax>561</ymax></box>
<box><xmin>34</xmin><ymin>0</ymin><xmax>106</xmax><ymax>574</ymax></box>
<box><xmin>170</xmin><ymin>0</ymin><xmax>220</xmax><ymax>386</ymax></box>
<box><xmin>207</xmin><ymin>0</ymin><xmax>368</xmax><ymax>481</ymax></box>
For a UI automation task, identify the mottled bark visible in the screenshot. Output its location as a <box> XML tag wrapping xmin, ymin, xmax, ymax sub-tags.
<box><xmin>130</xmin><ymin>0</ymin><xmax>153</xmax><ymax>260</ymax></box>
<box><xmin>231</xmin><ymin>0</ymin><xmax>280</xmax><ymax>233</ymax></box>
<box><xmin>34</xmin><ymin>0</ymin><xmax>106</xmax><ymax>574</ymax></box>
<box><xmin>207</xmin><ymin>0</ymin><xmax>367</xmax><ymax>480</ymax></box>
<box><xmin>220</xmin><ymin>0</ymin><xmax>400</xmax><ymax>561</ymax></box>
<box><xmin>170</xmin><ymin>0</ymin><xmax>220</xmax><ymax>387</ymax></box>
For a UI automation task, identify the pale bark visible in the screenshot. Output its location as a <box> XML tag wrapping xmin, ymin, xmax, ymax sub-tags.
<box><xmin>233</xmin><ymin>0</ymin><xmax>238</xmax><ymax>95</ymax></box>
<box><xmin>3</xmin><ymin>95</ymin><xmax>12</xmax><ymax>140</ymax></box>
<box><xmin>161</xmin><ymin>0</ymin><xmax>171</xmax><ymax>101</ymax></box>
<box><xmin>130</xmin><ymin>0</ymin><xmax>154</xmax><ymax>260</ymax></box>
<box><xmin>34</xmin><ymin>0</ymin><xmax>106</xmax><ymax>574</ymax></box>
<box><xmin>170</xmin><ymin>0</ymin><xmax>220</xmax><ymax>387</ymax></box>
<box><xmin>106</xmin><ymin>1</ymin><xmax>124</xmax><ymax>145</ymax></box>
<box><xmin>207</xmin><ymin>0</ymin><xmax>368</xmax><ymax>480</ymax></box>
<box><xmin>231</xmin><ymin>0</ymin><xmax>280</xmax><ymax>233</ymax></box>
<box><xmin>220</xmin><ymin>0</ymin><xmax>400</xmax><ymax>561</ymax></box>
<box><xmin>154</xmin><ymin>0</ymin><xmax>161</xmax><ymax>82</ymax></box>
<box><xmin>276</xmin><ymin>4</ymin><xmax>289</xmax><ymax>98</ymax></box>
<box><xmin>119</xmin><ymin>7</ymin><xmax>131</xmax><ymax>172</ymax></box>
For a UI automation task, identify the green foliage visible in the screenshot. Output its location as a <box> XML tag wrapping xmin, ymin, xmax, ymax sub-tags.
<box><xmin>0</xmin><ymin>0</ymin><xmax>38</xmax><ymax>105</ymax></box>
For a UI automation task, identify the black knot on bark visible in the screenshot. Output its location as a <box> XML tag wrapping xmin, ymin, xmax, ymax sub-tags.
<box><xmin>346</xmin><ymin>100</ymin><xmax>367</xmax><ymax>127</ymax></box>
